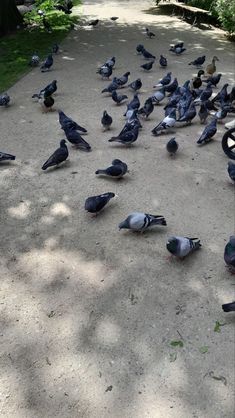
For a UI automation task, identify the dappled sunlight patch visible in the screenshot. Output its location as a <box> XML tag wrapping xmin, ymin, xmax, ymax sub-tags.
<box><xmin>8</xmin><ymin>200</ymin><xmax>31</xmax><ymax>219</ymax></box>
<box><xmin>50</xmin><ymin>202</ymin><xmax>71</xmax><ymax>217</ymax></box>
<box><xmin>96</xmin><ymin>317</ymin><xmax>121</xmax><ymax>345</ymax></box>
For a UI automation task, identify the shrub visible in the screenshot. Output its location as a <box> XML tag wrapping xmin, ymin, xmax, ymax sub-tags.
<box><xmin>215</xmin><ymin>0</ymin><xmax>235</xmax><ymax>34</ymax></box>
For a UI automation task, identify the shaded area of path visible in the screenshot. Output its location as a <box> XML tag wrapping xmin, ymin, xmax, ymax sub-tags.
<box><xmin>0</xmin><ymin>1</ymin><xmax>234</xmax><ymax>417</ymax></box>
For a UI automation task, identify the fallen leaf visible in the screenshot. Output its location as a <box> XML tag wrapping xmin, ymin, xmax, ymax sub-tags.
<box><xmin>199</xmin><ymin>346</ymin><xmax>208</xmax><ymax>354</ymax></box>
<box><xmin>169</xmin><ymin>352</ymin><xmax>177</xmax><ymax>362</ymax></box>
<box><xmin>214</xmin><ymin>321</ymin><xmax>225</xmax><ymax>333</ymax></box>
<box><xmin>170</xmin><ymin>340</ymin><xmax>184</xmax><ymax>347</ymax></box>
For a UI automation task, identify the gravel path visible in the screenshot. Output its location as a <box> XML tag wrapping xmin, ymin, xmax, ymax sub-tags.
<box><xmin>0</xmin><ymin>1</ymin><xmax>234</xmax><ymax>417</ymax></box>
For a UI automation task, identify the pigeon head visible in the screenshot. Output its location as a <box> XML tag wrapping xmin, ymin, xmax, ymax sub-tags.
<box><xmin>229</xmin><ymin>236</ymin><xmax>235</xmax><ymax>247</ymax></box>
<box><xmin>118</xmin><ymin>219</ymin><xmax>129</xmax><ymax>230</ymax></box>
<box><xmin>166</xmin><ymin>237</ymin><xmax>178</xmax><ymax>254</ymax></box>
<box><xmin>124</xmin><ymin>72</ymin><xmax>130</xmax><ymax>76</ymax></box>
<box><xmin>60</xmin><ymin>139</ymin><xmax>67</xmax><ymax>146</ymax></box>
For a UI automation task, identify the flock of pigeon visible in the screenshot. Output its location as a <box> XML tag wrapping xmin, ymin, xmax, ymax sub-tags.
<box><xmin>0</xmin><ymin>21</ymin><xmax>235</xmax><ymax>313</ymax></box>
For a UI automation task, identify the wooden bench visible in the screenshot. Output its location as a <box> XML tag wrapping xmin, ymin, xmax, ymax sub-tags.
<box><xmin>158</xmin><ymin>1</ymin><xmax>211</xmax><ymax>27</ymax></box>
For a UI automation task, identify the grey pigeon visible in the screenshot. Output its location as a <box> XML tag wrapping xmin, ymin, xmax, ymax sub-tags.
<box><xmin>194</xmin><ymin>82</ymin><xmax>213</xmax><ymax>103</ymax></box>
<box><xmin>228</xmin><ymin>161</ymin><xmax>235</xmax><ymax>182</ymax></box>
<box><xmin>29</xmin><ymin>53</ymin><xmax>40</xmax><ymax>66</ymax></box>
<box><xmin>42</xmin><ymin>140</ymin><xmax>68</xmax><ymax>170</ymax></box>
<box><xmin>101</xmin><ymin>110</ymin><xmax>113</xmax><ymax>130</ymax></box>
<box><xmin>222</xmin><ymin>301</ymin><xmax>235</xmax><ymax>312</ymax></box>
<box><xmin>141</xmin><ymin>61</ymin><xmax>154</xmax><ymax>71</ymax></box>
<box><xmin>109</xmin><ymin>125</ymin><xmax>139</xmax><ymax>145</ymax></box>
<box><xmin>116</xmin><ymin>72</ymin><xmax>130</xmax><ymax>87</ymax></box>
<box><xmin>167</xmin><ymin>236</ymin><xmax>201</xmax><ymax>258</ymax></box>
<box><xmin>224</xmin><ymin>236</ymin><xmax>235</xmax><ymax>272</ymax></box>
<box><xmin>154</xmin><ymin>72</ymin><xmax>172</xmax><ymax>88</ymax></box>
<box><xmin>196</xmin><ymin>102</ymin><xmax>209</xmax><ymax>124</ymax></box>
<box><xmin>64</xmin><ymin>127</ymin><xmax>91</xmax><ymax>151</ymax></box>
<box><xmin>188</xmin><ymin>55</ymin><xmax>206</xmax><ymax>67</ymax></box>
<box><xmin>59</xmin><ymin>110</ymin><xmax>87</xmax><ymax>133</ymax></box>
<box><xmin>104</xmin><ymin>56</ymin><xmax>116</xmax><ymax>68</ymax></box>
<box><xmin>41</xmin><ymin>54</ymin><xmax>53</xmax><ymax>72</ymax></box>
<box><xmin>96</xmin><ymin>159</ymin><xmax>128</xmax><ymax>179</ymax></box>
<box><xmin>166</xmin><ymin>137</ymin><xmax>178</xmax><ymax>155</ymax></box>
<box><xmin>151</xmin><ymin>88</ymin><xmax>165</xmax><ymax>104</ymax></box>
<box><xmin>111</xmin><ymin>90</ymin><xmax>128</xmax><ymax>105</ymax></box>
<box><xmin>0</xmin><ymin>151</ymin><xmax>15</xmax><ymax>162</ymax></box>
<box><xmin>177</xmin><ymin>101</ymin><xmax>197</xmax><ymax>123</ymax></box>
<box><xmin>169</xmin><ymin>44</ymin><xmax>186</xmax><ymax>54</ymax></box>
<box><xmin>197</xmin><ymin>117</ymin><xmax>217</xmax><ymax>145</ymax></box>
<box><xmin>145</xmin><ymin>28</ymin><xmax>155</xmax><ymax>38</ymax></box>
<box><xmin>101</xmin><ymin>78</ymin><xmax>119</xmax><ymax>94</ymax></box>
<box><xmin>152</xmin><ymin>109</ymin><xmax>176</xmax><ymax>135</ymax></box>
<box><xmin>142</xmin><ymin>49</ymin><xmax>156</xmax><ymax>60</ymax></box>
<box><xmin>97</xmin><ymin>64</ymin><xmax>112</xmax><ymax>79</ymax></box>
<box><xmin>138</xmin><ymin>97</ymin><xmax>154</xmax><ymax>118</ymax></box>
<box><xmin>32</xmin><ymin>80</ymin><xmax>57</xmax><ymax>99</ymax></box>
<box><xmin>128</xmin><ymin>78</ymin><xmax>142</xmax><ymax>91</ymax></box>
<box><xmin>119</xmin><ymin>212</ymin><xmax>166</xmax><ymax>232</ymax></box>
<box><xmin>159</xmin><ymin>55</ymin><xmax>167</xmax><ymax>67</ymax></box>
<box><xmin>202</xmin><ymin>73</ymin><xmax>222</xmax><ymax>87</ymax></box>
<box><xmin>85</xmin><ymin>192</ymin><xmax>115</xmax><ymax>214</ymax></box>
<box><xmin>211</xmin><ymin>83</ymin><xmax>229</xmax><ymax>105</ymax></box>
<box><xmin>0</xmin><ymin>93</ymin><xmax>10</xmax><ymax>107</ymax></box>
<box><xmin>165</xmin><ymin>78</ymin><xmax>178</xmax><ymax>95</ymax></box>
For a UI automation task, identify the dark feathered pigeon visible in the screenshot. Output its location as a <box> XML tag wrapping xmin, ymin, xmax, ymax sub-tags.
<box><xmin>165</xmin><ymin>78</ymin><xmax>178</xmax><ymax>95</ymax></box>
<box><xmin>85</xmin><ymin>192</ymin><xmax>115</xmax><ymax>214</ymax></box>
<box><xmin>116</xmin><ymin>72</ymin><xmax>130</xmax><ymax>87</ymax></box>
<box><xmin>202</xmin><ymin>73</ymin><xmax>222</xmax><ymax>87</ymax></box>
<box><xmin>101</xmin><ymin>110</ymin><xmax>113</xmax><ymax>130</ymax></box>
<box><xmin>52</xmin><ymin>43</ymin><xmax>59</xmax><ymax>53</ymax></box>
<box><xmin>0</xmin><ymin>151</ymin><xmax>15</xmax><ymax>162</ymax></box>
<box><xmin>188</xmin><ymin>55</ymin><xmax>206</xmax><ymax>67</ymax></box>
<box><xmin>64</xmin><ymin>127</ymin><xmax>91</xmax><ymax>150</ymax></box>
<box><xmin>142</xmin><ymin>49</ymin><xmax>155</xmax><ymax>60</ymax></box>
<box><xmin>42</xmin><ymin>140</ymin><xmax>68</xmax><ymax>170</ymax></box>
<box><xmin>167</xmin><ymin>236</ymin><xmax>201</xmax><ymax>258</ymax></box>
<box><xmin>104</xmin><ymin>57</ymin><xmax>116</xmax><ymax>68</ymax></box>
<box><xmin>88</xmin><ymin>19</ymin><xmax>99</xmax><ymax>26</ymax></box>
<box><xmin>159</xmin><ymin>55</ymin><xmax>167</xmax><ymax>67</ymax></box>
<box><xmin>110</xmin><ymin>16</ymin><xmax>119</xmax><ymax>21</ymax></box>
<box><xmin>111</xmin><ymin>90</ymin><xmax>128</xmax><ymax>105</ymax></box>
<box><xmin>145</xmin><ymin>28</ymin><xmax>155</xmax><ymax>38</ymax></box>
<box><xmin>59</xmin><ymin>110</ymin><xmax>87</xmax><ymax>133</ymax></box>
<box><xmin>154</xmin><ymin>72</ymin><xmax>172</xmax><ymax>88</ymax></box>
<box><xmin>97</xmin><ymin>64</ymin><xmax>112</xmax><ymax>79</ymax></box>
<box><xmin>136</xmin><ymin>44</ymin><xmax>144</xmax><ymax>54</ymax></box>
<box><xmin>0</xmin><ymin>93</ymin><xmax>10</xmax><ymax>107</ymax></box>
<box><xmin>138</xmin><ymin>97</ymin><xmax>154</xmax><ymax>118</ymax></box>
<box><xmin>224</xmin><ymin>236</ymin><xmax>235</xmax><ymax>272</ymax></box>
<box><xmin>128</xmin><ymin>78</ymin><xmax>142</xmax><ymax>91</ymax></box>
<box><xmin>109</xmin><ymin>125</ymin><xmax>139</xmax><ymax>145</ymax></box>
<box><xmin>196</xmin><ymin>102</ymin><xmax>209</xmax><ymax>124</ymax></box>
<box><xmin>96</xmin><ymin>159</ymin><xmax>128</xmax><ymax>179</ymax></box>
<box><xmin>197</xmin><ymin>117</ymin><xmax>217</xmax><ymax>144</ymax></box>
<box><xmin>194</xmin><ymin>82</ymin><xmax>213</xmax><ymax>103</ymax></box>
<box><xmin>39</xmin><ymin>95</ymin><xmax>54</xmax><ymax>112</ymax></box>
<box><xmin>41</xmin><ymin>54</ymin><xmax>53</xmax><ymax>72</ymax></box>
<box><xmin>141</xmin><ymin>61</ymin><xmax>154</xmax><ymax>71</ymax></box>
<box><xmin>119</xmin><ymin>213</ymin><xmax>166</xmax><ymax>232</ymax></box>
<box><xmin>177</xmin><ymin>101</ymin><xmax>197</xmax><ymax>123</ymax></box>
<box><xmin>166</xmin><ymin>137</ymin><xmax>178</xmax><ymax>155</ymax></box>
<box><xmin>211</xmin><ymin>83</ymin><xmax>229</xmax><ymax>104</ymax></box>
<box><xmin>222</xmin><ymin>301</ymin><xmax>235</xmax><ymax>312</ymax></box>
<box><xmin>33</xmin><ymin>80</ymin><xmax>57</xmax><ymax>99</ymax></box>
<box><xmin>101</xmin><ymin>78</ymin><xmax>119</xmax><ymax>94</ymax></box>
<box><xmin>228</xmin><ymin>161</ymin><xmax>235</xmax><ymax>182</ymax></box>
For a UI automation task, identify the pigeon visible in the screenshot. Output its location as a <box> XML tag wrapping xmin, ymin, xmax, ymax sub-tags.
<box><xmin>0</xmin><ymin>93</ymin><xmax>10</xmax><ymax>107</ymax></box>
<box><xmin>96</xmin><ymin>159</ymin><xmax>128</xmax><ymax>179</ymax></box>
<box><xmin>177</xmin><ymin>101</ymin><xmax>197</xmax><ymax>123</ymax></box>
<box><xmin>119</xmin><ymin>213</ymin><xmax>167</xmax><ymax>232</ymax></box>
<box><xmin>119</xmin><ymin>111</ymin><xmax>142</xmax><ymax>136</ymax></box>
<box><xmin>128</xmin><ymin>78</ymin><xmax>142</xmax><ymax>91</ymax></box>
<box><xmin>166</xmin><ymin>236</ymin><xmax>201</xmax><ymax>258</ymax></box>
<box><xmin>197</xmin><ymin>117</ymin><xmax>217</xmax><ymax>144</ymax></box>
<box><xmin>41</xmin><ymin>54</ymin><xmax>53</xmax><ymax>72</ymax></box>
<box><xmin>202</xmin><ymin>73</ymin><xmax>222</xmax><ymax>87</ymax></box>
<box><xmin>32</xmin><ymin>80</ymin><xmax>57</xmax><ymax>99</ymax></box>
<box><xmin>101</xmin><ymin>110</ymin><xmax>113</xmax><ymax>130</ymax></box>
<box><xmin>101</xmin><ymin>78</ymin><xmax>119</xmax><ymax>94</ymax></box>
<box><xmin>138</xmin><ymin>97</ymin><xmax>154</xmax><ymax>118</ymax></box>
<box><xmin>88</xmin><ymin>19</ymin><xmax>99</xmax><ymax>27</ymax></box>
<box><xmin>97</xmin><ymin>64</ymin><xmax>112</xmax><ymax>79</ymax></box>
<box><xmin>85</xmin><ymin>192</ymin><xmax>115</xmax><ymax>214</ymax></box>
<box><xmin>39</xmin><ymin>95</ymin><xmax>55</xmax><ymax>112</ymax></box>
<box><xmin>42</xmin><ymin>17</ymin><xmax>52</xmax><ymax>33</ymax></box>
<box><xmin>192</xmin><ymin>70</ymin><xmax>205</xmax><ymax>89</ymax></box>
<box><xmin>194</xmin><ymin>82</ymin><xmax>213</xmax><ymax>103</ymax></box>
<box><xmin>214</xmin><ymin>107</ymin><xmax>228</xmax><ymax>122</ymax></box>
<box><xmin>188</xmin><ymin>55</ymin><xmax>206</xmax><ymax>67</ymax></box>
<box><xmin>136</xmin><ymin>44</ymin><xmax>144</xmax><ymax>54</ymax></box>
<box><xmin>145</xmin><ymin>28</ymin><xmax>155</xmax><ymax>38</ymax></box>
<box><xmin>116</xmin><ymin>72</ymin><xmax>130</xmax><ymax>87</ymax></box>
<box><xmin>159</xmin><ymin>55</ymin><xmax>167</xmax><ymax>68</ymax></box>
<box><xmin>227</xmin><ymin>161</ymin><xmax>235</xmax><ymax>182</ymax></box>
<box><xmin>0</xmin><ymin>151</ymin><xmax>15</xmax><ymax>162</ymax></box>
<box><xmin>141</xmin><ymin>48</ymin><xmax>156</xmax><ymax>60</ymax></box>
<box><xmin>151</xmin><ymin>88</ymin><xmax>166</xmax><ymax>105</ymax></box>
<box><xmin>211</xmin><ymin>83</ymin><xmax>229</xmax><ymax>105</ymax></box>
<box><xmin>206</xmin><ymin>56</ymin><xmax>219</xmax><ymax>75</ymax></box>
<box><xmin>141</xmin><ymin>61</ymin><xmax>154</xmax><ymax>71</ymax></box>
<box><xmin>111</xmin><ymin>90</ymin><xmax>128</xmax><ymax>105</ymax></box>
<box><xmin>126</xmin><ymin>94</ymin><xmax>140</xmax><ymax>111</ymax></box>
<box><xmin>169</xmin><ymin>44</ymin><xmax>186</xmax><ymax>54</ymax></box>
<box><xmin>29</xmin><ymin>53</ymin><xmax>40</xmax><ymax>66</ymax></box>
<box><xmin>152</xmin><ymin>109</ymin><xmax>176</xmax><ymax>135</ymax></box>
<box><xmin>109</xmin><ymin>125</ymin><xmax>139</xmax><ymax>145</ymax></box>
<box><xmin>64</xmin><ymin>127</ymin><xmax>91</xmax><ymax>150</ymax></box>
<box><xmin>42</xmin><ymin>140</ymin><xmax>68</xmax><ymax>170</ymax></box>
<box><xmin>154</xmin><ymin>72</ymin><xmax>172</xmax><ymax>88</ymax></box>
<box><xmin>110</xmin><ymin>16</ymin><xmax>119</xmax><ymax>21</ymax></box>
<box><xmin>224</xmin><ymin>236</ymin><xmax>235</xmax><ymax>272</ymax></box>
<box><xmin>37</xmin><ymin>9</ymin><xmax>44</xmax><ymax>16</ymax></box>
<box><xmin>196</xmin><ymin>102</ymin><xmax>209</xmax><ymax>124</ymax></box>
<box><xmin>59</xmin><ymin>110</ymin><xmax>87</xmax><ymax>133</ymax></box>
<box><xmin>165</xmin><ymin>78</ymin><xmax>178</xmax><ymax>95</ymax></box>
<box><xmin>104</xmin><ymin>57</ymin><xmax>116</xmax><ymax>68</ymax></box>
<box><xmin>52</xmin><ymin>43</ymin><xmax>59</xmax><ymax>53</ymax></box>
<box><xmin>222</xmin><ymin>302</ymin><xmax>235</xmax><ymax>312</ymax></box>
<box><xmin>166</xmin><ymin>137</ymin><xmax>178</xmax><ymax>155</ymax></box>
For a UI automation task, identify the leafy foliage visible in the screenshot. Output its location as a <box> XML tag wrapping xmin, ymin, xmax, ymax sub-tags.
<box><xmin>215</xmin><ymin>0</ymin><xmax>235</xmax><ymax>34</ymax></box>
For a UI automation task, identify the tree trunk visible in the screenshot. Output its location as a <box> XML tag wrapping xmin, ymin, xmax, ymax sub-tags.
<box><xmin>0</xmin><ymin>0</ymin><xmax>23</xmax><ymax>36</ymax></box>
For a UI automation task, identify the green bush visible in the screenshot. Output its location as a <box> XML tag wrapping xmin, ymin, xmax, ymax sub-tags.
<box><xmin>215</xmin><ymin>0</ymin><xmax>235</xmax><ymax>33</ymax></box>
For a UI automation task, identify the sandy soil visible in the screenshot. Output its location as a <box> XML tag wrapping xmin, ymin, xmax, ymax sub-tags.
<box><xmin>0</xmin><ymin>1</ymin><xmax>234</xmax><ymax>417</ymax></box>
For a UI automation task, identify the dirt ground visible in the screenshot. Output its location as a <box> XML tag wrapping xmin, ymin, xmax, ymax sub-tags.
<box><xmin>0</xmin><ymin>1</ymin><xmax>235</xmax><ymax>417</ymax></box>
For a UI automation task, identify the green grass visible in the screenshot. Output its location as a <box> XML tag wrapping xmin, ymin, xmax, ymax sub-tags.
<box><xmin>0</xmin><ymin>4</ymin><xmax>81</xmax><ymax>92</ymax></box>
